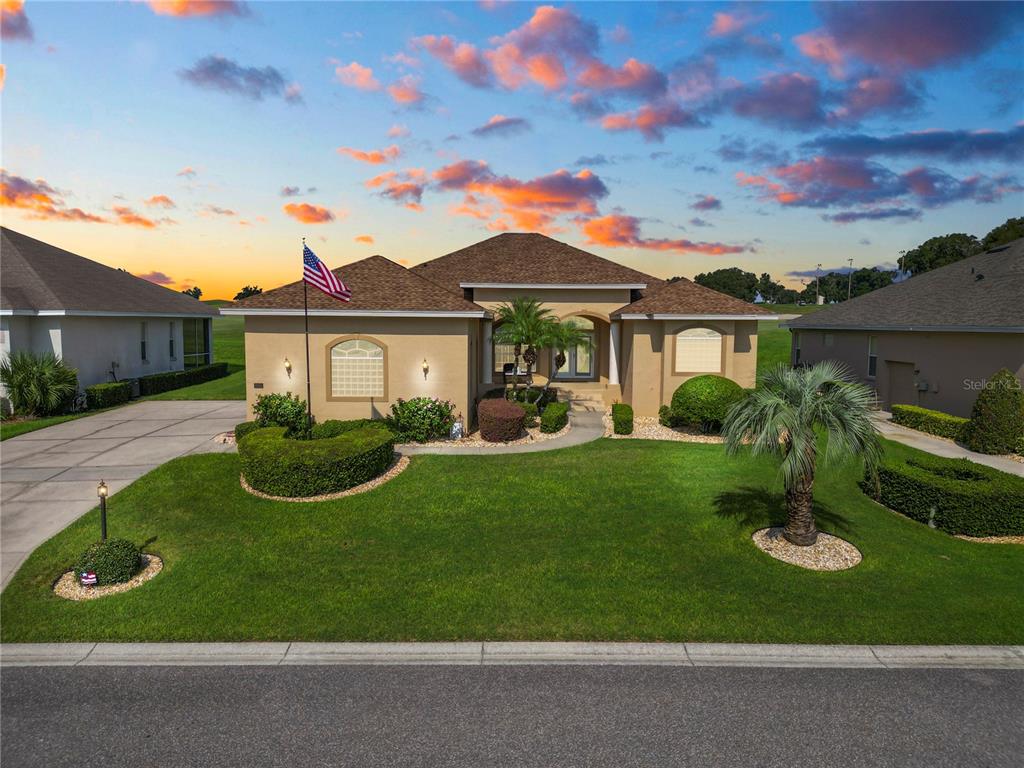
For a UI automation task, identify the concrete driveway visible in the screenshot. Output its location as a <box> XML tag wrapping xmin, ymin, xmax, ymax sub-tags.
<box><xmin>1</xmin><ymin>400</ymin><xmax>245</xmax><ymax>586</ymax></box>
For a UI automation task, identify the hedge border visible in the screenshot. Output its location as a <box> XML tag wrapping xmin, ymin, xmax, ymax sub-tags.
<box><xmin>85</xmin><ymin>382</ymin><xmax>132</xmax><ymax>410</ymax></box>
<box><xmin>540</xmin><ymin>401</ymin><xmax>569</xmax><ymax>433</ymax></box>
<box><xmin>138</xmin><ymin>362</ymin><xmax>229</xmax><ymax>396</ymax></box>
<box><xmin>890</xmin><ymin>404</ymin><xmax>968</xmax><ymax>442</ymax></box>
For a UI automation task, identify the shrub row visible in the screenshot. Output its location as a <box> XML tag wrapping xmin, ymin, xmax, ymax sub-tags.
<box><xmin>138</xmin><ymin>362</ymin><xmax>229</xmax><ymax>396</ymax></box>
<box><xmin>890</xmin><ymin>404</ymin><xmax>968</xmax><ymax>442</ymax></box>
<box><xmin>312</xmin><ymin>418</ymin><xmax>393</xmax><ymax>440</ymax></box>
<box><xmin>861</xmin><ymin>453</ymin><xmax>1024</xmax><ymax>537</ymax></box>
<box><xmin>73</xmin><ymin>538</ymin><xmax>142</xmax><ymax>586</ymax></box>
<box><xmin>239</xmin><ymin>425</ymin><xmax>395</xmax><ymax>497</ymax></box>
<box><xmin>611</xmin><ymin>402</ymin><xmax>633</xmax><ymax>435</ymax></box>
<box><xmin>478</xmin><ymin>398</ymin><xmax>525</xmax><ymax>442</ymax></box>
<box><xmin>85</xmin><ymin>382</ymin><xmax>132</xmax><ymax>410</ymax></box>
<box><xmin>540</xmin><ymin>401</ymin><xmax>569</xmax><ymax>434</ymax></box>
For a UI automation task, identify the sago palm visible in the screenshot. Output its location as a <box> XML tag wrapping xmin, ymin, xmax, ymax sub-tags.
<box><xmin>541</xmin><ymin>320</ymin><xmax>589</xmax><ymax>396</ymax></box>
<box><xmin>0</xmin><ymin>351</ymin><xmax>79</xmax><ymax>417</ymax></box>
<box><xmin>721</xmin><ymin>361</ymin><xmax>881</xmax><ymax>546</ymax></box>
<box><xmin>493</xmin><ymin>297</ymin><xmax>552</xmax><ymax>393</ymax></box>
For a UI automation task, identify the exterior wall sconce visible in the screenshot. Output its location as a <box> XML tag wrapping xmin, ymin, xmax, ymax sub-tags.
<box><xmin>97</xmin><ymin>480</ymin><xmax>108</xmax><ymax>541</ymax></box>
<box><xmin>422</xmin><ymin>359</ymin><xmax>429</xmax><ymax>379</ymax></box>
<box><xmin>284</xmin><ymin>358</ymin><xmax>292</xmax><ymax>377</ymax></box>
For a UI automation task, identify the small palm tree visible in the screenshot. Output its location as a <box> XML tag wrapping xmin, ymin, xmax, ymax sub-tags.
<box><xmin>0</xmin><ymin>351</ymin><xmax>79</xmax><ymax>417</ymax></box>
<box><xmin>493</xmin><ymin>297</ymin><xmax>552</xmax><ymax>394</ymax></box>
<box><xmin>722</xmin><ymin>361</ymin><xmax>881</xmax><ymax>546</ymax></box>
<box><xmin>541</xmin><ymin>320</ymin><xmax>589</xmax><ymax>397</ymax></box>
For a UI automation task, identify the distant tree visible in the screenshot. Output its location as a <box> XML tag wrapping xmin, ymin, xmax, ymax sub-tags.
<box><xmin>234</xmin><ymin>285</ymin><xmax>263</xmax><ymax>300</ymax></box>
<box><xmin>797</xmin><ymin>268</ymin><xmax>894</xmax><ymax>304</ymax></box>
<box><xmin>181</xmin><ymin>286</ymin><xmax>203</xmax><ymax>300</ymax></box>
<box><xmin>777</xmin><ymin>288</ymin><xmax>800</xmax><ymax>304</ymax></box>
<box><xmin>755</xmin><ymin>272</ymin><xmax>787</xmax><ymax>304</ymax></box>
<box><xmin>694</xmin><ymin>267</ymin><xmax>758</xmax><ymax>302</ymax></box>
<box><xmin>981</xmin><ymin>217</ymin><xmax>1024</xmax><ymax>250</ymax></box>
<box><xmin>902</xmin><ymin>233</ymin><xmax>981</xmax><ymax>277</ymax></box>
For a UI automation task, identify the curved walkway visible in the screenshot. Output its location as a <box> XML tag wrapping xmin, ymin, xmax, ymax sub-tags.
<box><xmin>399</xmin><ymin>409</ymin><xmax>605</xmax><ymax>455</ymax></box>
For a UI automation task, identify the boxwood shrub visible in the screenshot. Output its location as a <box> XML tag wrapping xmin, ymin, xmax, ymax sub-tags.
<box><xmin>239</xmin><ymin>425</ymin><xmax>395</xmax><ymax>497</ymax></box>
<box><xmin>85</xmin><ymin>382</ymin><xmax>132</xmax><ymax>410</ymax></box>
<box><xmin>72</xmin><ymin>538</ymin><xmax>142</xmax><ymax>586</ymax></box>
<box><xmin>137</xmin><ymin>362</ymin><xmax>229</xmax><ymax>396</ymax></box>
<box><xmin>861</xmin><ymin>453</ymin><xmax>1024</xmax><ymax>536</ymax></box>
<box><xmin>670</xmin><ymin>374</ymin><xmax>746</xmax><ymax>433</ymax></box>
<box><xmin>964</xmin><ymin>369</ymin><xmax>1024</xmax><ymax>455</ymax></box>
<box><xmin>234</xmin><ymin>421</ymin><xmax>262</xmax><ymax>442</ymax></box>
<box><xmin>890</xmin><ymin>404</ymin><xmax>969</xmax><ymax>442</ymax></box>
<box><xmin>521</xmin><ymin>401</ymin><xmax>539</xmax><ymax>428</ymax></box>
<box><xmin>478</xmin><ymin>398</ymin><xmax>525</xmax><ymax>442</ymax></box>
<box><xmin>312</xmin><ymin>418</ymin><xmax>392</xmax><ymax>440</ymax></box>
<box><xmin>611</xmin><ymin>402</ymin><xmax>633</xmax><ymax>435</ymax></box>
<box><xmin>540</xmin><ymin>401</ymin><xmax>569</xmax><ymax>434</ymax></box>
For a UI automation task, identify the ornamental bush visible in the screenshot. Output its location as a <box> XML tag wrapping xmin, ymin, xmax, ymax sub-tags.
<box><xmin>137</xmin><ymin>362</ymin><xmax>229</xmax><ymax>396</ymax></box>
<box><xmin>670</xmin><ymin>375</ymin><xmax>746</xmax><ymax>433</ymax></box>
<box><xmin>611</xmin><ymin>403</ymin><xmax>633</xmax><ymax>435</ymax></box>
<box><xmin>311</xmin><ymin>418</ymin><xmax>392</xmax><ymax>440</ymax></box>
<box><xmin>540</xmin><ymin>401</ymin><xmax>569</xmax><ymax>434</ymax></box>
<box><xmin>521</xmin><ymin>401</ymin><xmax>539</xmax><ymax>428</ymax></box>
<box><xmin>861</xmin><ymin>453</ymin><xmax>1024</xmax><ymax>537</ymax></box>
<box><xmin>890</xmin><ymin>404</ymin><xmax>969</xmax><ymax>442</ymax></box>
<box><xmin>85</xmin><ymin>382</ymin><xmax>132</xmax><ymax>410</ymax></box>
<box><xmin>253</xmin><ymin>392</ymin><xmax>309</xmax><ymax>437</ymax></box>
<box><xmin>0</xmin><ymin>351</ymin><xmax>78</xmax><ymax>416</ymax></box>
<box><xmin>658</xmin><ymin>405</ymin><xmax>673</xmax><ymax>427</ymax></box>
<box><xmin>964</xmin><ymin>369</ymin><xmax>1024</xmax><ymax>455</ymax></box>
<box><xmin>72</xmin><ymin>538</ymin><xmax>142</xmax><ymax>586</ymax></box>
<box><xmin>234</xmin><ymin>421</ymin><xmax>262</xmax><ymax>442</ymax></box>
<box><xmin>239</xmin><ymin>425</ymin><xmax>394</xmax><ymax>497</ymax></box>
<box><xmin>478</xmin><ymin>398</ymin><xmax>525</xmax><ymax>442</ymax></box>
<box><xmin>386</xmin><ymin>397</ymin><xmax>456</xmax><ymax>443</ymax></box>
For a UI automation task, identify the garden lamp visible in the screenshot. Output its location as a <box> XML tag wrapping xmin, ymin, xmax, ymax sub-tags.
<box><xmin>97</xmin><ymin>480</ymin><xmax>108</xmax><ymax>541</ymax></box>
<box><xmin>284</xmin><ymin>358</ymin><xmax>292</xmax><ymax>376</ymax></box>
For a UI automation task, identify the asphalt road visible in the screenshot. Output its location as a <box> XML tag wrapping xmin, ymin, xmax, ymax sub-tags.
<box><xmin>3</xmin><ymin>666</ymin><xmax>1022</xmax><ymax>767</ymax></box>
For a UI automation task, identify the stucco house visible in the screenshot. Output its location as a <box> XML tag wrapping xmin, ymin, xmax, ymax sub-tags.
<box><xmin>785</xmin><ymin>238</ymin><xmax>1024</xmax><ymax>417</ymax></box>
<box><xmin>224</xmin><ymin>233</ymin><xmax>773</xmax><ymax>421</ymax></box>
<box><xmin>1</xmin><ymin>227</ymin><xmax>217</xmax><ymax>395</ymax></box>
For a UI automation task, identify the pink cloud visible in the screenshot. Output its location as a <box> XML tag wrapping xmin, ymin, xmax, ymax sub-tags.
<box><xmin>707</xmin><ymin>10</ymin><xmax>764</xmax><ymax>38</ymax></box>
<box><xmin>829</xmin><ymin>76</ymin><xmax>920</xmax><ymax>123</ymax></box>
<box><xmin>354</xmin><ymin>234</ymin><xmax>374</xmax><ymax>244</ymax></box>
<box><xmin>729</xmin><ymin>72</ymin><xmax>825</xmax><ymax>130</ymax></box>
<box><xmin>176</xmin><ymin>166</ymin><xmax>198</xmax><ymax>178</ymax></box>
<box><xmin>387</xmin><ymin>75</ymin><xmax>424</xmax><ymax>104</ymax></box>
<box><xmin>387</xmin><ymin>124</ymin><xmax>410</xmax><ymax>138</ymax></box>
<box><xmin>112</xmin><ymin>206</ymin><xmax>160</xmax><ymax>229</ymax></box>
<box><xmin>365</xmin><ymin>168</ymin><xmax>426</xmax><ymax>211</ymax></box>
<box><xmin>137</xmin><ymin>270</ymin><xmax>175</xmax><ymax>285</ymax></box>
<box><xmin>336</xmin><ymin>145</ymin><xmax>401</xmax><ymax>164</ymax></box>
<box><xmin>415</xmin><ymin>35</ymin><xmax>492</xmax><ymax>87</ymax></box>
<box><xmin>576</xmin><ymin>57</ymin><xmax>666</xmax><ymax>98</ymax></box>
<box><xmin>147</xmin><ymin>1</ymin><xmax>247</xmax><ymax>17</ymax></box>
<box><xmin>600</xmin><ymin>101</ymin><xmax>704</xmax><ymax>141</ymax></box>
<box><xmin>282</xmin><ymin>202</ymin><xmax>335</xmax><ymax>223</ymax></box>
<box><xmin>0</xmin><ymin>169</ymin><xmax>107</xmax><ymax>223</ymax></box>
<box><xmin>144</xmin><ymin>194</ymin><xmax>176</xmax><ymax>208</ymax></box>
<box><xmin>581</xmin><ymin>214</ymin><xmax>745</xmax><ymax>255</ymax></box>
<box><xmin>793</xmin><ymin>30</ymin><xmax>844</xmax><ymax>78</ymax></box>
<box><xmin>335</xmin><ymin>61</ymin><xmax>381</xmax><ymax>91</ymax></box>
<box><xmin>1</xmin><ymin>0</ymin><xmax>32</xmax><ymax>41</ymax></box>
<box><xmin>470</xmin><ymin>114</ymin><xmax>531</xmax><ymax>138</ymax></box>
<box><xmin>691</xmin><ymin>195</ymin><xmax>722</xmax><ymax>211</ymax></box>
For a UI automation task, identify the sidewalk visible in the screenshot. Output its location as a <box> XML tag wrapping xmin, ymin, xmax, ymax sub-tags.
<box><xmin>2</xmin><ymin>642</ymin><xmax>1022</xmax><ymax>668</ymax></box>
<box><xmin>874</xmin><ymin>412</ymin><xmax>1023</xmax><ymax>477</ymax></box>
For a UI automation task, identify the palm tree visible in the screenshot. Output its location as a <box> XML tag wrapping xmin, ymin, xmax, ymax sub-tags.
<box><xmin>541</xmin><ymin>320</ymin><xmax>589</xmax><ymax>397</ymax></box>
<box><xmin>721</xmin><ymin>361</ymin><xmax>881</xmax><ymax>546</ymax></box>
<box><xmin>493</xmin><ymin>297</ymin><xmax>552</xmax><ymax>395</ymax></box>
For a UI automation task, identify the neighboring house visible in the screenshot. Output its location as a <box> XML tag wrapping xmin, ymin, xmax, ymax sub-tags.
<box><xmin>1</xmin><ymin>227</ymin><xmax>217</xmax><ymax>396</ymax></box>
<box><xmin>785</xmin><ymin>238</ymin><xmax>1024</xmax><ymax>417</ymax></box>
<box><xmin>224</xmin><ymin>233</ymin><xmax>773</xmax><ymax>420</ymax></box>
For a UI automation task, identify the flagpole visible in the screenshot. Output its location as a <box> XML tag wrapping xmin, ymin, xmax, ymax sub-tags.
<box><xmin>302</xmin><ymin>237</ymin><xmax>312</xmax><ymax>431</ymax></box>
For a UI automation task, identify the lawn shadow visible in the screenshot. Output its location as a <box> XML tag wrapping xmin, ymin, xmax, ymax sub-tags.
<box><xmin>713</xmin><ymin>486</ymin><xmax>854</xmax><ymax>537</ymax></box>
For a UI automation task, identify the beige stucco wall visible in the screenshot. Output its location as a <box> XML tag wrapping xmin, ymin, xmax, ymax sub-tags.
<box><xmin>243</xmin><ymin>315</ymin><xmax>475</xmax><ymax>422</ymax></box>
<box><xmin>791</xmin><ymin>328</ymin><xmax>1024</xmax><ymax>417</ymax></box>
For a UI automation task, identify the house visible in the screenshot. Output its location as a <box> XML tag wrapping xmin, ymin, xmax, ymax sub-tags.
<box><xmin>785</xmin><ymin>238</ymin><xmax>1024</xmax><ymax>417</ymax></box>
<box><xmin>224</xmin><ymin>233</ymin><xmax>773</xmax><ymax>421</ymax></box>
<box><xmin>1</xmin><ymin>227</ymin><xmax>217</xmax><ymax>395</ymax></box>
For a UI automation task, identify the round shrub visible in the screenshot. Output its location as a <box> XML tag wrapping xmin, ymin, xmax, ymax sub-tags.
<box><xmin>670</xmin><ymin>375</ymin><xmax>746</xmax><ymax>433</ymax></box>
<box><xmin>478</xmin><ymin>398</ymin><xmax>525</xmax><ymax>442</ymax></box>
<box><xmin>386</xmin><ymin>397</ymin><xmax>456</xmax><ymax>443</ymax></box>
<box><xmin>964</xmin><ymin>369</ymin><xmax>1024</xmax><ymax>455</ymax></box>
<box><xmin>239</xmin><ymin>425</ymin><xmax>394</xmax><ymax>497</ymax></box>
<box><xmin>611</xmin><ymin>402</ymin><xmax>633</xmax><ymax>435</ymax></box>
<box><xmin>72</xmin><ymin>538</ymin><xmax>142</xmax><ymax>586</ymax></box>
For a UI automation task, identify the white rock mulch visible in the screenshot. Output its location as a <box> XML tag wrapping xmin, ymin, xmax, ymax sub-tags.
<box><xmin>396</xmin><ymin>421</ymin><xmax>570</xmax><ymax>450</ymax></box>
<box><xmin>53</xmin><ymin>554</ymin><xmax>163</xmax><ymax>601</ymax></box>
<box><xmin>240</xmin><ymin>453</ymin><xmax>410</xmax><ymax>503</ymax></box>
<box><xmin>752</xmin><ymin>527</ymin><xmax>862</xmax><ymax>571</ymax></box>
<box><xmin>602</xmin><ymin>412</ymin><xmax>724</xmax><ymax>444</ymax></box>
<box><xmin>955</xmin><ymin>534</ymin><xmax>1024</xmax><ymax>545</ymax></box>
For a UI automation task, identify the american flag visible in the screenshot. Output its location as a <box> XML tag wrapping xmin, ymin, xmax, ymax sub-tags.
<box><xmin>303</xmin><ymin>243</ymin><xmax>351</xmax><ymax>302</ymax></box>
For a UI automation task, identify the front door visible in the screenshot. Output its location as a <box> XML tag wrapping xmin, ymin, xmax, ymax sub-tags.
<box><xmin>560</xmin><ymin>333</ymin><xmax>594</xmax><ymax>379</ymax></box>
<box><xmin>887</xmin><ymin>361</ymin><xmax>916</xmax><ymax>408</ymax></box>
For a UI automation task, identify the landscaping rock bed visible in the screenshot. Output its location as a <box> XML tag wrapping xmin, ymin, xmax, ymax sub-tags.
<box><xmin>955</xmin><ymin>534</ymin><xmax>1024</xmax><ymax>545</ymax></box>
<box><xmin>752</xmin><ymin>528</ymin><xmax>862</xmax><ymax>571</ymax></box>
<box><xmin>602</xmin><ymin>412</ymin><xmax>724</xmax><ymax>444</ymax></box>
<box><xmin>53</xmin><ymin>554</ymin><xmax>163</xmax><ymax>601</ymax></box>
<box><xmin>396</xmin><ymin>421</ymin><xmax>570</xmax><ymax>449</ymax></box>
<box><xmin>240</xmin><ymin>453</ymin><xmax>409</xmax><ymax>502</ymax></box>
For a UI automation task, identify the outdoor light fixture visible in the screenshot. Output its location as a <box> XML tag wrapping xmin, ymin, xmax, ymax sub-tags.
<box><xmin>284</xmin><ymin>358</ymin><xmax>292</xmax><ymax>376</ymax></box>
<box><xmin>422</xmin><ymin>359</ymin><xmax>429</xmax><ymax>379</ymax></box>
<box><xmin>97</xmin><ymin>480</ymin><xmax>108</xmax><ymax>541</ymax></box>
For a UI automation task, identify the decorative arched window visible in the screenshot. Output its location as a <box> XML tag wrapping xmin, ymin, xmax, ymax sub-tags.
<box><xmin>330</xmin><ymin>339</ymin><xmax>384</xmax><ymax>398</ymax></box>
<box><xmin>674</xmin><ymin>327</ymin><xmax>722</xmax><ymax>374</ymax></box>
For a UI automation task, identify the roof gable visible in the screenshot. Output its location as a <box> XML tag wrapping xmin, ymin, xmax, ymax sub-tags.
<box><xmin>612</xmin><ymin>277</ymin><xmax>772</xmax><ymax>317</ymax></box>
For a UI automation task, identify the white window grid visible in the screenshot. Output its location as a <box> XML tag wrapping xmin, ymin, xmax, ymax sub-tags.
<box><xmin>331</xmin><ymin>339</ymin><xmax>384</xmax><ymax>397</ymax></box>
<box><xmin>675</xmin><ymin>328</ymin><xmax>722</xmax><ymax>373</ymax></box>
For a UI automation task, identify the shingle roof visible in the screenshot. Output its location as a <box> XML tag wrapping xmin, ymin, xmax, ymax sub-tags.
<box><xmin>411</xmin><ymin>232</ymin><xmax>657</xmax><ymax>291</ymax></box>
<box><xmin>611</xmin><ymin>277</ymin><xmax>773</xmax><ymax>317</ymax></box>
<box><xmin>227</xmin><ymin>254</ymin><xmax>487</xmax><ymax>314</ymax></box>
<box><xmin>1</xmin><ymin>227</ymin><xmax>216</xmax><ymax>317</ymax></box>
<box><xmin>787</xmin><ymin>238</ymin><xmax>1024</xmax><ymax>332</ymax></box>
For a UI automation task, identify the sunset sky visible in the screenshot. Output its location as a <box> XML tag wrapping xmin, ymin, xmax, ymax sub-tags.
<box><xmin>2</xmin><ymin>1</ymin><xmax>1022</xmax><ymax>299</ymax></box>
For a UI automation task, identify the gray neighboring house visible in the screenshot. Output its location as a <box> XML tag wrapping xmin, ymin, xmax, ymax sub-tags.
<box><xmin>785</xmin><ymin>237</ymin><xmax>1024</xmax><ymax>418</ymax></box>
<box><xmin>1</xmin><ymin>227</ymin><xmax>217</xmax><ymax>400</ymax></box>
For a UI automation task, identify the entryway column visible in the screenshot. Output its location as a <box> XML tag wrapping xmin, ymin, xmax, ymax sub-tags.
<box><xmin>608</xmin><ymin>320</ymin><xmax>621</xmax><ymax>386</ymax></box>
<box><xmin>482</xmin><ymin>319</ymin><xmax>493</xmax><ymax>385</ymax></box>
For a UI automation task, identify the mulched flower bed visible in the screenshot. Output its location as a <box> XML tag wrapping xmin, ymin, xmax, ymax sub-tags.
<box><xmin>396</xmin><ymin>421</ymin><xmax>570</xmax><ymax>449</ymax></box>
<box><xmin>602</xmin><ymin>412</ymin><xmax>724</xmax><ymax>444</ymax></box>
<box><xmin>240</xmin><ymin>453</ymin><xmax>409</xmax><ymax>502</ymax></box>
<box><xmin>752</xmin><ymin>528</ymin><xmax>862</xmax><ymax>571</ymax></box>
<box><xmin>53</xmin><ymin>555</ymin><xmax>163</xmax><ymax>601</ymax></box>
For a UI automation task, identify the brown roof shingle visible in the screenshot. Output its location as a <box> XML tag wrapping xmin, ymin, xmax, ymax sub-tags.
<box><xmin>228</xmin><ymin>254</ymin><xmax>486</xmax><ymax>313</ymax></box>
<box><xmin>611</xmin><ymin>278</ymin><xmax>773</xmax><ymax>317</ymax></box>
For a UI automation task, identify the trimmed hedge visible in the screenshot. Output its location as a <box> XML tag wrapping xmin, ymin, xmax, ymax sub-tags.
<box><xmin>611</xmin><ymin>403</ymin><xmax>633</xmax><ymax>435</ymax></box>
<box><xmin>540</xmin><ymin>401</ymin><xmax>569</xmax><ymax>434</ymax></box>
<box><xmin>670</xmin><ymin>375</ymin><xmax>746</xmax><ymax>433</ymax></box>
<box><xmin>138</xmin><ymin>362</ymin><xmax>229</xmax><ymax>396</ymax></box>
<box><xmin>72</xmin><ymin>538</ymin><xmax>142</xmax><ymax>586</ymax></box>
<box><xmin>85</xmin><ymin>382</ymin><xmax>132</xmax><ymax>410</ymax></box>
<box><xmin>861</xmin><ymin>453</ymin><xmax>1024</xmax><ymax>537</ymax></box>
<box><xmin>234</xmin><ymin>421</ymin><xmax>262</xmax><ymax>442</ymax></box>
<box><xmin>478</xmin><ymin>398</ymin><xmax>525</xmax><ymax>442</ymax></box>
<box><xmin>890</xmin><ymin>404</ymin><xmax>969</xmax><ymax>442</ymax></box>
<box><xmin>964</xmin><ymin>369</ymin><xmax>1024</xmax><ymax>455</ymax></box>
<box><xmin>312</xmin><ymin>418</ymin><xmax>392</xmax><ymax>440</ymax></box>
<box><xmin>239</xmin><ymin>425</ymin><xmax>395</xmax><ymax>498</ymax></box>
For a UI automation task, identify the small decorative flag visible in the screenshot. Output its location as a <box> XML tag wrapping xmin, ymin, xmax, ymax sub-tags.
<box><xmin>80</xmin><ymin>571</ymin><xmax>97</xmax><ymax>586</ymax></box>
<box><xmin>303</xmin><ymin>243</ymin><xmax>352</xmax><ymax>302</ymax></box>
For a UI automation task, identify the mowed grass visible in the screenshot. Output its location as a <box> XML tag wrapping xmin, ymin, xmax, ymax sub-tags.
<box><xmin>3</xmin><ymin>438</ymin><xmax>1021</xmax><ymax>644</ymax></box>
<box><xmin>143</xmin><ymin>313</ymin><xmax>245</xmax><ymax>401</ymax></box>
<box><xmin>757</xmin><ymin>320</ymin><xmax>792</xmax><ymax>376</ymax></box>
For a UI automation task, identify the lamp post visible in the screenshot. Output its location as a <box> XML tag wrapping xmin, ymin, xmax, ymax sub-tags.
<box><xmin>97</xmin><ymin>480</ymin><xmax>108</xmax><ymax>541</ymax></box>
<box><xmin>815</xmin><ymin>263</ymin><xmax>822</xmax><ymax>305</ymax></box>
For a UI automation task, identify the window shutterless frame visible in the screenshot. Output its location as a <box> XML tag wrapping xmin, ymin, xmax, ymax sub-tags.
<box><xmin>867</xmin><ymin>335</ymin><xmax>878</xmax><ymax>378</ymax></box>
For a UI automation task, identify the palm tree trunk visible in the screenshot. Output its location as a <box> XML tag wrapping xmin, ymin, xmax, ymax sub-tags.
<box><xmin>783</xmin><ymin>474</ymin><xmax>817</xmax><ymax>545</ymax></box>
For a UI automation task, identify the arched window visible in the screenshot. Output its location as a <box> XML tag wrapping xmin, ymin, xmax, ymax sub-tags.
<box><xmin>674</xmin><ymin>327</ymin><xmax>722</xmax><ymax>374</ymax></box>
<box><xmin>330</xmin><ymin>339</ymin><xmax>384</xmax><ymax>398</ymax></box>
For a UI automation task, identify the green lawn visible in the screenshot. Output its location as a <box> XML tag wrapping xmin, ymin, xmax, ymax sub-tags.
<box><xmin>757</xmin><ymin>320</ymin><xmax>791</xmax><ymax>376</ymax></box>
<box><xmin>3</xmin><ymin>438</ymin><xmax>1021</xmax><ymax>644</ymax></box>
<box><xmin>768</xmin><ymin>303</ymin><xmax>825</xmax><ymax>315</ymax></box>
<box><xmin>143</xmin><ymin>313</ymin><xmax>245</xmax><ymax>400</ymax></box>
